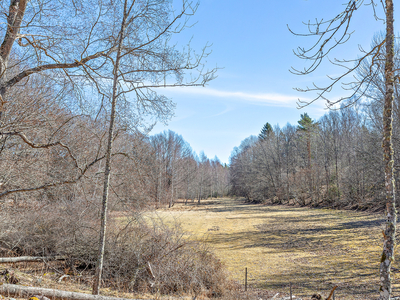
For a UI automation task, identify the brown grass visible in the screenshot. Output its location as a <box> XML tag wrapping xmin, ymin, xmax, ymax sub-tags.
<box><xmin>148</xmin><ymin>197</ymin><xmax>395</xmax><ymax>300</ymax></box>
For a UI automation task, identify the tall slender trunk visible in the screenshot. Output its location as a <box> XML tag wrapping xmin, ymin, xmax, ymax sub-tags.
<box><xmin>210</xmin><ymin>177</ymin><xmax>213</xmax><ymax>199</ymax></box>
<box><xmin>92</xmin><ymin>2</ymin><xmax>128</xmax><ymax>295</ymax></box>
<box><xmin>360</xmin><ymin>130</ymin><xmax>365</xmax><ymax>203</ymax></box>
<box><xmin>306</xmin><ymin>133</ymin><xmax>313</xmax><ymax>201</ymax></box>
<box><xmin>210</xmin><ymin>170</ymin><xmax>213</xmax><ymax>199</ymax></box>
<box><xmin>286</xmin><ymin>155</ymin><xmax>291</xmax><ymax>203</ymax></box>
<box><xmin>198</xmin><ymin>172</ymin><xmax>203</xmax><ymax>204</ymax></box>
<box><xmin>307</xmin><ymin>134</ymin><xmax>311</xmax><ymax>169</ymax></box>
<box><xmin>379</xmin><ymin>1</ymin><xmax>396</xmax><ymax>299</ymax></box>
<box><xmin>215</xmin><ymin>172</ymin><xmax>218</xmax><ymax>198</ymax></box>
<box><xmin>324</xmin><ymin>147</ymin><xmax>330</xmax><ymax>198</ymax></box>
<box><xmin>169</xmin><ymin>177</ymin><xmax>174</xmax><ymax>208</ymax></box>
<box><xmin>185</xmin><ymin>177</ymin><xmax>189</xmax><ymax>205</ymax></box>
<box><xmin>157</xmin><ymin>159</ymin><xmax>163</xmax><ymax>208</ymax></box>
<box><xmin>185</xmin><ymin>162</ymin><xmax>190</xmax><ymax>204</ymax></box>
<box><xmin>335</xmin><ymin>148</ymin><xmax>339</xmax><ymax>199</ymax></box>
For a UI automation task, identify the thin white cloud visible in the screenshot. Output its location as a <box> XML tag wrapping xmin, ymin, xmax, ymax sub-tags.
<box><xmin>162</xmin><ymin>86</ymin><xmax>310</xmax><ymax>107</ymax></box>
<box><xmin>207</xmin><ymin>105</ymin><xmax>234</xmax><ymax>118</ymax></box>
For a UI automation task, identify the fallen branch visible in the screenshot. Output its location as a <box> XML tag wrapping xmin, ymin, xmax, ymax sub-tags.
<box><xmin>0</xmin><ymin>284</ymin><xmax>145</xmax><ymax>300</ymax></box>
<box><xmin>0</xmin><ymin>256</ymin><xmax>67</xmax><ymax>263</ymax></box>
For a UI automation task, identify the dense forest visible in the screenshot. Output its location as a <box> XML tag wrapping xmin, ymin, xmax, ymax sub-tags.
<box><xmin>5</xmin><ymin>78</ymin><xmax>399</xmax><ymax>213</ymax></box>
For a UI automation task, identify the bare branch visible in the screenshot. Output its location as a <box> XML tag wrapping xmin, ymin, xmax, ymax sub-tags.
<box><xmin>1</xmin><ymin>131</ymin><xmax>80</xmax><ymax>171</ymax></box>
<box><xmin>0</xmin><ymin>155</ymin><xmax>104</xmax><ymax>200</ymax></box>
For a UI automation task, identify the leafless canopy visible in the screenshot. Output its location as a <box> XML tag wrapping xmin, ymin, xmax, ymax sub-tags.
<box><xmin>289</xmin><ymin>0</ymin><xmax>388</xmax><ymax>109</ymax></box>
<box><xmin>0</xmin><ymin>0</ymin><xmax>217</xmax><ymax>201</ymax></box>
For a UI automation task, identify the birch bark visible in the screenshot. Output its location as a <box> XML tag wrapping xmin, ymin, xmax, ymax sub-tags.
<box><xmin>92</xmin><ymin>0</ymin><xmax>129</xmax><ymax>295</ymax></box>
<box><xmin>379</xmin><ymin>1</ymin><xmax>396</xmax><ymax>299</ymax></box>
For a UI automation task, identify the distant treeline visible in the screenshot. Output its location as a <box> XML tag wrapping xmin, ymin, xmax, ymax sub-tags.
<box><xmin>229</xmin><ymin>101</ymin><xmax>400</xmax><ymax>210</ymax></box>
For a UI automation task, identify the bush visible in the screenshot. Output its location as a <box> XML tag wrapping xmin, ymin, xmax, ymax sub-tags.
<box><xmin>326</xmin><ymin>184</ymin><xmax>340</xmax><ymax>203</ymax></box>
<box><xmin>106</xmin><ymin>221</ymin><xmax>230</xmax><ymax>296</ymax></box>
<box><xmin>0</xmin><ymin>199</ymin><xmax>231</xmax><ymax>297</ymax></box>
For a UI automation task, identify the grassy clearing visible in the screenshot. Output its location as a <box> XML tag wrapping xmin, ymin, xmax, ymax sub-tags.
<box><xmin>148</xmin><ymin>197</ymin><xmax>396</xmax><ymax>300</ymax></box>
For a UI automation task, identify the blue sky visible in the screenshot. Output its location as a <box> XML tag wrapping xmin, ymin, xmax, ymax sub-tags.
<box><xmin>151</xmin><ymin>0</ymin><xmax>391</xmax><ymax>164</ymax></box>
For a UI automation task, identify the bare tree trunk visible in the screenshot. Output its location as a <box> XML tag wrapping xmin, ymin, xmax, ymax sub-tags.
<box><xmin>157</xmin><ymin>161</ymin><xmax>162</xmax><ymax>209</ymax></box>
<box><xmin>198</xmin><ymin>172</ymin><xmax>203</xmax><ymax>204</ymax></box>
<box><xmin>216</xmin><ymin>171</ymin><xmax>219</xmax><ymax>198</ymax></box>
<box><xmin>306</xmin><ymin>133</ymin><xmax>314</xmax><ymax>203</ymax></box>
<box><xmin>335</xmin><ymin>152</ymin><xmax>340</xmax><ymax>199</ymax></box>
<box><xmin>379</xmin><ymin>1</ymin><xmax>396</xmax><ymax>299</ymax></box>
<box><xmin>0</xmin><ymin>0</ymin><xmax>28</xmax><ymax>120</ymax></box>
<box><xmin>324</xmin><ymin>158</ymin><xmax>330</xmax><ymax>196</ymax></box>
<box><xmin>169</xmin><ymin>179</ymin><xmax>174</xmax><ymax>208</ymax></box>
<box><xmin>185</xmin><ymin>170</ymin><xmax>189</xmax><ymax>205</ymax></box>
<box><xmin>92</xmin><ymin>2</ymin><xmax>128</xmax><ymax>295</ymax></box>
<box><xmin>211</xmin><ymin>175</ymin><xmax>213</xmax><ymax>199</ymax></box>
<box><xmin>286</xmin><ymin>158</ymin><xmax>291</xmax><ymax>204</ymax></box>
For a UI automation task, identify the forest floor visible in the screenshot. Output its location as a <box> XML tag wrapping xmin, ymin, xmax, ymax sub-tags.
<box><xmin>148</xmin><ymin>197</ymin><xmax>396</xmax><ymax>300</ymax></box>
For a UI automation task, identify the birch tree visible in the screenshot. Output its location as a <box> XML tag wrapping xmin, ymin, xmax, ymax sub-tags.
<box><xmin>291</xmin><ymin>1</ymin><xmax>396</xmax><ymax>298</ymax></box>
<box><xmin>91</xmin><ymin>0</ymin><xmax>127</xmax><ymax>294</ymax></box>
<box><xmin>89</xmin><ymin>0</ymin><xmax>216</xmax><ymax>294</ymax></box>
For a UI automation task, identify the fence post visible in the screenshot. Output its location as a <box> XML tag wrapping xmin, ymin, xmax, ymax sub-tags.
<box><xmin>245</xmin><ymin>267</ymin><xmax>247</xmax><ymax>292</ymax></box>
<box><xmin>290</xmin><ymin>282</ymin><xmax>292</xmax><ymax>300</ymax></box>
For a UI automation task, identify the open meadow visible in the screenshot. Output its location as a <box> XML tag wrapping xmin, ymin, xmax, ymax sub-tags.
<box><xmin>147</xmin><ymin>198</ymin><xmax>396</xmax><ymax>300</ymax></box>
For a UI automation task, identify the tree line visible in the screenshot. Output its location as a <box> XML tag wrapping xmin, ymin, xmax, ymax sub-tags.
<box><xmin>0</xmin><ymin>90</ymin><xmax>229</xmax><ymax>209</ymax></box>
<box><xmin>230</xmin><ymin>99</ymin><xmax>400</xmax><ymax>210</ymax></box>
<box><xmin>0</xmin><ymin>0</ymin><xmax>227</xmax><ymax>210</ymax></box>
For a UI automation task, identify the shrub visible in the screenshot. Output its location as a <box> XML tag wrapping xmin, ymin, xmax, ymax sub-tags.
<box><xmin>0</xmin><ymin>199</ymin><xmax>231</xmax><ymax>297</ymax></box>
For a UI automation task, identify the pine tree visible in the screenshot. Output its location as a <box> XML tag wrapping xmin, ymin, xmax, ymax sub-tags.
<box><xmin>297</xmin><ymin>113</ymin><xmax>317</xmax><ymax>168</ymax></box>
<box><xmin>297</xmin><ymin>113</ymin><xmax>314</xmax><ymax>132</ymax></box>
<box><xmin>259</xmin><ymin>122</ymin><xmax>273</xmax><ymax>140</ymax></box>
<box><xmin>297</xmin><ymin>113</ymin><xmax>318</xmax><ymax>201</ymax></box>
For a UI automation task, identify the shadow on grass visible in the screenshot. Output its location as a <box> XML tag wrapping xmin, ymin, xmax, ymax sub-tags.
<box><xmin>198</xmin><ymin>198</ymin><xmax>387</xmax><ymax>299</ymax></box>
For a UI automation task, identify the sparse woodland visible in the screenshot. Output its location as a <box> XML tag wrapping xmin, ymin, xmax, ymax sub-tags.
<box><xmin>0</xmin><ymin>0</ymin><xmax>233</xmax><ymax>297</ymax></box>
<box><xmin>0</xmin><ymin>50</ymin><xmax>231</xmax><ymax>297</ymax></box>
<box><xmin>1</xmin><ymin>0</ymin><xmax>400</xmax><ymax>299</ymax></box>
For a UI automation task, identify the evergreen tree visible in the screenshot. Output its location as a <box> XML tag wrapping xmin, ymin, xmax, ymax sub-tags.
<box><xmin>297</xmin><ymin>113</ymin><xmax>314</xmax><ymax>132</ymax></box>
<box><xmin>297</xmin><ymin>113</ymin><xmax>318</xmax><ymax>167</ymax></box>
<box><xmin>297</xmin><ymin>113</ymin><xmax>318</xmax><ymax>200</ymax></box>
<box><xmin>259</xmin><ymin>122</ymin><xmax>274</xmax><ymax>140</ymax></box>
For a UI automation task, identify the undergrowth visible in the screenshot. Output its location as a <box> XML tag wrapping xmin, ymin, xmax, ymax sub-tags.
<box><xmin>0</xmin><ymin>199</ymin><xmax>233</xmax><ymax>298</ymax></box>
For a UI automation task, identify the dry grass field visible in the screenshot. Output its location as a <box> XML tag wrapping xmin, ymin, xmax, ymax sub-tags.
<box><xmin>147</xmin><ymin>197</ymin><xmax>399</xmax><ymax>300</ymax></box>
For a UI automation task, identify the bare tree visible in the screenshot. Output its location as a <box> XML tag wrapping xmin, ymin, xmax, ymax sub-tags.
<box><xmin>0</xmin><ymin>0</ymin><xmax>215</xmax><ymax>196</ymax></box>
<box><xmin>91</xmin><ymin>0</ymin><xmax>127</xmax><ymax>293</ymax></box>
<box><xmin>89</xmin><ymin>0</ymin><xmax>216</xmax><ymax>294</ymax></box>
<box><xmin>290</xmin><ymin>1</ymin><xmax>396</xmax><ymax>298</ymax></box>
